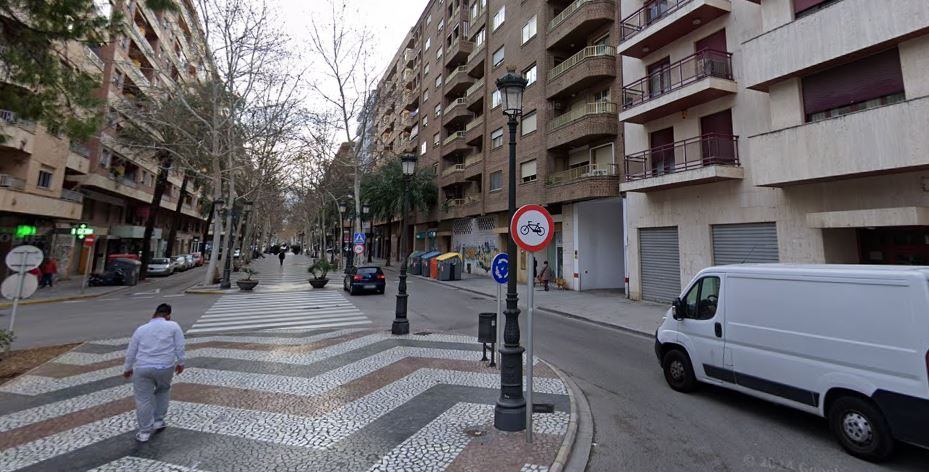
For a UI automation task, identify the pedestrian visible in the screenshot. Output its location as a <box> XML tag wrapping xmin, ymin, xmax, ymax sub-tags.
<box><xmin>539</xmin><ymin>261</ymin><xmax>552</xmax><ymax>291</ymax></box>
<box><xmin>39</xmin><ymin>258</ymin><xmax>57</xmax><ymax>288</ymax></box>
<box><xmin>123</xmin><ymin>303</ymin><xmax>185</xmax><ymax>443</ymax></box>
<box><xmin>278</xmin><ymin>249</ymin><xmax>285</xmax><ymax>266</ymax></box>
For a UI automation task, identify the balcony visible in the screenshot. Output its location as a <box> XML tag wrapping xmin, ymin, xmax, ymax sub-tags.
<box><xmin>750</xmin><ymin>96</ymin><xmax>929</xmax><ymax>187</ymax></box>
<box><xmin>403</xmin><ymin>68</ymin><xmax>416</xmax><ymax>85</ymax></box>
<box><xmin>621</xmin><ymin>133</ymin><xmax>743</xmax><ymax>192</ymax></box>
<box><xmin>442</xmin><ymin>163</ymin><xmax>466</xmax><ymax>177</ymax></box>
<box><xmin>60</xmin><ymin>188</ymin><xmax>84</xmax><ymax>203</ymax></box>
<box><xmin>442</xmin><ymin>98</ymin><xmax>473</xmax><ymax>127</ymax></box>
<box><xmin>0</xmin><ymin>174</ymin><xmax>25</xmax><ymax>191</ymax></box>
<box><xmin>403</xmin><ymin>89</ymin><xmax>419</xmax><ymax>111</ymax></box>
<box><xmin>444</xmin><ymin>66</ymin><xmax>475</xmax><ymax>96</ymax></box>
<box><xmin>441</xmin><ymin>131</ymin><xmax>471</xmax><ymax>157</ymax></box>
<box><xmin>465</xmin><ymin>116</ymin><xmax>484</xmax><ymax>145</ymax></box>
<box><xmin>466</xmin><ymin>78</ymin><xmax>485</xmax><ymax>110</ymax></box>
<box><xmin>445</xmin><ymin>39</ymin><xmax>474</xmax><ymax>68</ymax></box>
<box><xmin>548</xmin><ymin>0</ymin><xmax>617</xmax><ymax>50</ymax></box>
<box><xmin>618</xmin><ymin>0</ymin><xmax>731</xmax><ymax>59</ymax></box>
<box><xmin>742</xmin><ymin>0</ymin><xmax>929</xmax><ymax>90</ymax></box>
<box><xmin>466</xmin><ymin>42</ymin><xmax>486</xmax><ymax>76</ymax></box>
<box><xmin>620</xmin><ymin>49</ymin><xmax>736</xmax><ymax>124</ymax></box>
<box><xmin>67</xmin><ymin>145</ymin><xmax>91</xmax><ymax>175</ymax></box>
<box><xmin>0</xmin><ymin>185</ymin><xmax>82</xmax><ymax>220</ymax></box>
<box><xmin>544</xmin><ymin>164</ymin><xmax>620</xmax><ymax>203</ymax></box>
<box><xmin>0</xmin><ymin>111</ymin><xmax>36</xmax><ymax>154</ymax></box>
<box><xmin>547</xmin><ymin>102</ymin><xmax>619</xmax><ymax>150</ymax></box>
<box><xmin>547</xmin><ymin>45</ymin><xmax>617</xmax><ymax>100</ymax></box>
<box><xmin>404</xmin><ymin>48</ymin><xmax>416</xmax><ymax>66</ymax></box>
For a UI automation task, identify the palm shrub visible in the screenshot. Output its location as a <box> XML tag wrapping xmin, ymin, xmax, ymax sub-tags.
<box><xmin>309</xmin><ymin>260</ymin><xmax>334</xmax><ymax>280</ymax></box>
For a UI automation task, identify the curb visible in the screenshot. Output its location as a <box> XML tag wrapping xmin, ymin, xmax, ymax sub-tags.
<box><xmin>0</xmin><ymin>288</ymin><xmax>122</xmax><ymax>309</ymax></box>
<box><xmin>548</xmin><ymin>362</ymin><xmax>593</xmax><ymax>472</ymax></box>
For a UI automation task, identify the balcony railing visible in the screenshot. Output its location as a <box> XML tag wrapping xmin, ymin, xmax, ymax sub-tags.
<box><xmin>69</xmin><ymin>141</ymin><xmax>91</xmax><ymax>158</ymax></box>
<box><xmin>443</xmin><ymin>131</ymin><xmax>466</xmax><ymax>145</ymax></box>
<box><xmin>623</xmin><ymin>133</ymin><xmax>739</xmax><ymax>181</ymax></box>
<box><xmin>60</xmin><ymin>189</ymin><xmax>85</xmax><ymax>203</ymax></box>
<box><xmin>546</xmin><ymin>163</ymin><xmax>618</xmax><ymax>185</ymax></box>
<box><xmin>0</xmin><ymin>174</ymin><xmax>26</xmax><ymax>191</ymax></box>
<box><xmin>467</xmin><ymin>78</ymin><xmax>485</xmax><ymax>97</ymax></box>
<box><xmin>550</xmin><ymin>0</ymin><xmax>604</xmax><ymax>30</ymax></box>
<box><xmin>549</xmin><ymin>45</ymin><xmax>616</xmax><ymax>81</ymax></box>
<box><xmin>442</xmin><ymin>163</ymin><xmax>466</xmax><ymax>176</ymax></box>
<box><xmin>0</xmin><ymin>109</ymin><xmax>36</xmax><ymax>131</ymax></box>
<box><xmin>622</xmin><ymin>49</ymin><xmax>733</xmax><ymax>109</ymax></box>
<box><xmin>549</xmin><ymin>101</ymin><xmax>618</xmax><ymax>130</ymax></box>
<box><xmin>465</xmin><ymin>116</ymin><xmax>484</xmax><ymax>132</ymax></box>
<box><xmin>446</xmin><ymin>66</ymin><xmax>470</xmax><ymax>85</ymax></box>
<box><xmin>620</xmin><ymin>0</ymin><xmax>694</xmax><ymax>42</ymax></box>
<box><xmin>465</xmin><ymin>154</ymin><xmax>483</xmax><ymax>167</ymax></box>
<box><xmin>444</xmin><ymin>98</ymin><xmax>467</xmax><ymax>115</ymax></box>
<box><xmin>468</xmin><ymin>41</ymin><xmax>485</xmax><ymax>62</ymax></box>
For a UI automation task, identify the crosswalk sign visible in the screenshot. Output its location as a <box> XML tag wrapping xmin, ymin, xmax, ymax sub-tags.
<box><xmin>353</xmin><ymin>233</ymin><xmax>366</xmax><ymax>245</ymax></box>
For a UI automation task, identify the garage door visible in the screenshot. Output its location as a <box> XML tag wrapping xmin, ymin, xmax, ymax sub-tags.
<box><xmin>639</xmin><ymin>227</ymin><xmax>681</xmax><ymax>303</ymax></box>
<box><xmin>712</xmin><ymin>223</ymin><xmax>779</xmax><ymax>265</ymax></box>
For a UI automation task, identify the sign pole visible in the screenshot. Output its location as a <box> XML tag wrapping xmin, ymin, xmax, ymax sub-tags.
<box><xmin>81</xmin><ymin>239</ymin><xmax>95</xmax><ymax>294</ymax></box>
<box><xmin>526</xmin><ymin>251</ymin><xmax>535</xmax><ymax>443</ymax></box>
<box><xmin>495</xmin><ymin>283</ymin><xmax>502</xmax><ymax>369</ymax></box>
<box><xmin>9</xmin><ymin>251</ymin><xmax>28</xmax><ymax>332</ymax></box>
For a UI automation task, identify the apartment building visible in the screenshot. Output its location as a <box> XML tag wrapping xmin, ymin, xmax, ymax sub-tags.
<box><xmin>61</xmin><ymin>0</ymin><xmax>210</xmax><ymax>275</ymax></box>
<box><xmin>619</xmin><ymin>0</ymin><xmax>929</xmax><ymax>301</ymax></box>
<box><xmin>373</xmin><ymin>0</ymin><xmax>625</xmax><ymax>290</ymax></box>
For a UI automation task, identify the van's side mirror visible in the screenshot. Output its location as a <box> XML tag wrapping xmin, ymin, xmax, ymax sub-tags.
<box><xmin>672</xmin><ymin>298</ymin><xmax>685</xmax><ymax>320</ymax></box>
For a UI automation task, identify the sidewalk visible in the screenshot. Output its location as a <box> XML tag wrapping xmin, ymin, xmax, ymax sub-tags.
<box><xmin>0</xmin><ymin>276</ymin><xmax>122</xmax><ymax>308</ymax></box>
<box><xmin>375</xmin><ymin>258</ymin><xmax>666</xmax><ymax>336</ymax></box>
<box><xmin>0</xmin><ymin>328</ymin><xmax>584</xmax><ymax>471</ymax></box>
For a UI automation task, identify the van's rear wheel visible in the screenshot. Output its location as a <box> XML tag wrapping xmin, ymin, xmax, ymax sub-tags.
<box><xmin>662</xmin><ymin>349</ymin><xmax>697</xmax><ymax>393</ymax></box>
<box><xmin>828</xmin><ymin>397</ymin><xmax>894</xmax><ymax>462</ymax></box>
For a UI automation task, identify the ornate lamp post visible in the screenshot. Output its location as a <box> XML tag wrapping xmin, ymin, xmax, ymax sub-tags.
<box><xmin>362</xmin><ymin>203</ymin><xmax>372</xmax><ymax>263</ymax></box>
<box><xmin>392</xmin><ymin>153</ymin><xmax>417</xmax><ymax>335</ymax></box>
<box><xmin>494</xmin><ymin>69</ymin><xmax>528</xmax><ymax>432</ymax></box>
<box><xmin>338</xmin><ymin>200</ymin><xmax>347</xmax><ymax>271</ymax></box>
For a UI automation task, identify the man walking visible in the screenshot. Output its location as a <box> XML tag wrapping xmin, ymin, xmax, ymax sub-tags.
<box><xmin>123</xmin><ymin>303</ymin><xmax>185</xmax><ymax>442</ymax></box>
<box><xmin>278</xmin><ymin>249</ymin><xmax>286</xmax><ymax>266</ymax></box>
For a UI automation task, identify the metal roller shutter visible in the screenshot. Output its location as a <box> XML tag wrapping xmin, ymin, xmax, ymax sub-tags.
<box><xmin>639</xmin><ymin>227</ymin><xmax>681</xmax><ymax>303</ymax></box>
<box><xmin>712</xmin><ymin>223</ymin><xmax>779</xmax><ymax>265</ymax></box>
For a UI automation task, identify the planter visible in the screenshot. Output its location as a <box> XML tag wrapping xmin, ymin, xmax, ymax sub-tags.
<box><xmin>236</xmin><ymin>279</ymin><xmax>259</xmax><ymax>291</ymax></box>
<box><xmin>309</xmin><ymin>278</ymin><xmax>329</xmax><ymax>289</ymax></box>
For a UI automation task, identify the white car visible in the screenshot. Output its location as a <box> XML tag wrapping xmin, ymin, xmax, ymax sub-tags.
<box><xmin>171</xmin><ymin>256</ymin><xmax>189</xmax><ymax>271</ymax></box>
<box><xmin>147</xmin><ymin>258</ymin><xmax>173</xmax><ymax>276</ymax></box>
<box><xmin>655</xmin><ymin>264</ymin><xmax>929</xmax><ymax>462</ymax></box>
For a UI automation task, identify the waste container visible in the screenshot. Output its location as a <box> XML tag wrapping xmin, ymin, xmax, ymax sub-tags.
<box><xmin>408</xmin><ymin>251</ymin><xmax>425</xmax><ymax>275</ymax></box>
<box><xmin>436</xmin><ymin>252</ymin><xmax>462</xmax><ymax>281</ymax></box>
<box><xmin>420</xmin><ymin>251</ymin><xmax>441</xmax><ymax>278</ymax></box>
<box><xmin>478</xmin><ymin>312</ymin><xmax>497</xmax><ymax>344</ymax></box>
<box><xmin>109</xmin><ymin>258</ymin><xmax>142</xmax><ymax>286</ymax></box>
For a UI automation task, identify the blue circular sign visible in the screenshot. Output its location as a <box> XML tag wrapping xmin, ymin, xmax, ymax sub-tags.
<box><xmin>491</xmin><ymin>253</ymin><xmax>508</xmax><ymax>284</ymax></box>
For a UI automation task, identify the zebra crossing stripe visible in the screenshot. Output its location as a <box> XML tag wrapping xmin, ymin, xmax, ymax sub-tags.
<box><xmin>186</xmin><ymin>319</ymin><xmax>371</xmax><ymax>334</ymax></box>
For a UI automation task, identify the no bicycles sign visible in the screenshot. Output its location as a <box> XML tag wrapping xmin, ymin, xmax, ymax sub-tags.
<box><xmin>510</xmin><ymin>204</ymin><xmax>554</xmax><ymax>253</ymax></box>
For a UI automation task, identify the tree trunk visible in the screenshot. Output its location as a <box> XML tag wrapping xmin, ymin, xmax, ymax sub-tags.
<box><xmin>140</xmin><ymin>154</ymin><xmax>172</xmax><ymax>281</ymax></box>
<box><xmin>385</xmin><ymin>218</ymin><xmax>392</xmax><ymax>266</ymax></box>
<box><xmin>165</xmin><ymin>171</ymin><xmax>190</xmax><ymax>257</ymax></box>
<box><xmin>201</xmin><ymin>198</ymin><xmax>213</xmax><ymax>255</ymax></box>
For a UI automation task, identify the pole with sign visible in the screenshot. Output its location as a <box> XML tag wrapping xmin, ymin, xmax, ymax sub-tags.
<box><xmin>491</xmin><ymin>253</ymin><xmax>509</xmax><ymax>368</ymax></box>
<box><xmin>81</xmin><ymin>235</ymin><xmax>96</xmax><ymax>294</ymax></box>
<box><xmin>510</xmin><ymin>204</ymin><xmax>554</xmax><ymax>443</ymax></box>
<box><xmin>3</xmin><ymin>245</ymin><xmax>43</xmax><ymax>332</ymax></box>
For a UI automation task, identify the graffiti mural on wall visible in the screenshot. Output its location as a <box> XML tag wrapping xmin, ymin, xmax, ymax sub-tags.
<box><xmin>452</xmin><ymin>216</ymin><xmax>499</xmax><ymax>276</ymax></box>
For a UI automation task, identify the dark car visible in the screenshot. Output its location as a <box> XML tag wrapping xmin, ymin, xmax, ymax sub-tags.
<box><xmin>343</xmin><ymin>266</ymin><xmax>386</xmax><ymax>295</ymax></box>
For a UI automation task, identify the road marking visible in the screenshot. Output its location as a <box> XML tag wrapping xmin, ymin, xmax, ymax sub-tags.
<box><xmin>132</xmin><ymin>288</ymin><xmax>161</xmax><ymax>296</ymax></box>
<box><xmin>63</xmin><ymin>300</ymin><xmax>86</xmax><ymax>304</ymax></box>
<box><xmin>163</xmin><ymin>294</ymin><xmax>185</xmax><ymax>298</ymax></box>
<box><xmin>99</xmin><ymin>298</ymin><xmax>119</xmax><ymax>301</ymax></box>
<box><xmin>188</xmin><ymin>290</ymin><xmax>372</xmax><ymax>333</ymax></box>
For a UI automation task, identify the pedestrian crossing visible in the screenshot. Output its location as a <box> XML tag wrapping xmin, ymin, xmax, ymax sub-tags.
<box><xmin>187</xmin><ymin>290</ymin><xmax>371</xmax><ymax>334</ymax></box>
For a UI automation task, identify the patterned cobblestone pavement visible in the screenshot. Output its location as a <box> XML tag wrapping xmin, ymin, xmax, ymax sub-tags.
<box><xmin>0</xmin><ymin>328</ymin><xmax>573</xmax><ymax>471</ymax></box>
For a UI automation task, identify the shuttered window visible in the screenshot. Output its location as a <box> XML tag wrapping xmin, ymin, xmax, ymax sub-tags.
<box><xmin>801</xmin><ymin>48</ymin><xmax>904</xmax><ymax>121</ymax></box>
<box><xmin>520</xmin><ymin>159</ymin><xmax>537</xmax><ymax>183</ymax></box>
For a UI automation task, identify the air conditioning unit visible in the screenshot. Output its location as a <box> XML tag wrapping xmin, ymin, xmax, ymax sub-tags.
<box><xmin>590</xmin><ymin>169</ymin><xmax>609</xmax><ymax>176</ymax></box>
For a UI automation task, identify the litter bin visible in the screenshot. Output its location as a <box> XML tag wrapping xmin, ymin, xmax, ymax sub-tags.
<box><xmin>408</xmin><ymin>251</ymin><xmax>425</xmax><ymax>275</ymax></box>
<box><xmin>478</xmin><ymin>312</ymin><xmax>497</xmax><ymax>343</ymax></box>
<box><xmin>436</xmin><ymin>252</ymin><xmax>462</xmax><ymax>281</ymax></box>
<box><xmin>109</xmin><ymin>258</ymin><xmax>142</xmax><ymax>286</ymax></box>
<box><xmin>420</xmin><ymin>251</ymin><xmax>441</xmax><ymax>278</ymax></box>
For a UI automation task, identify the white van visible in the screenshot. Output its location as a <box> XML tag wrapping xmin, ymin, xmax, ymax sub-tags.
<box><xmin>654</xmin><ymin>264</ymin><xmax>929</xmax><ymax>461</ymax></box>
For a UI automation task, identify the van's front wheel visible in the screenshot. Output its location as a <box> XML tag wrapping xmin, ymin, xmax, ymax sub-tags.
<box><xmin>828</xmin><ymin>397</ymin><xmax>894</xmax><ymax>462</ymax></box>
<box><xmin>662</xmin><ymin>349</ymin><xmax>697</xmax><ymax>393</ymax></box>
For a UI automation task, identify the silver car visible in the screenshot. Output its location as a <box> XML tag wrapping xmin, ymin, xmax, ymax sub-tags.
<box><xmin>147</xmin><ymin>258</ymin><xmax>174</xmax><ymax>276</ymax></box>
<box><xmin>172</xmin><ymin>255</ymin><xmax>189</xmax><ymax>271</ymax></box>
<box><xmin>184</xmin><ymin>254</ymin><xmax>195</xmax><ymax>268</ymax></box>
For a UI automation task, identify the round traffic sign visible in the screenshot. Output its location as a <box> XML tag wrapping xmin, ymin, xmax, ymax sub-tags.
<box><xmin>510</xmin><ymin>204</ymin><xmax>554</xmax><ymax>253</ymax></box>
<box><xmin>491</xmin><ymin>253</ymin><xmax>508</xmax><ymax>284</ymax></box>
<box><xmin>353</xmin><ymin>243</ymin><xmax>365</xmax><ymax>255</ymax></box>
<box><xmin>5</xmin><ymin>245</ymin><xmax>43</xmax><ymax>273</ymax></box>
<box><xmin>1</xmin><ymin>273</ymin><xmax>38</xmax><ymax>300</ymax></box>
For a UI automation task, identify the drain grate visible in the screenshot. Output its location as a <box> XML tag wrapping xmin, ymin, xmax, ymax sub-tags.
<box><xmin>464</xmin><ymin>427</ymin><xmax>486</xmax><ymax>437</ymax></box>
<box><xmin>413</xmin><ymin>331</ymin><xmax>432</xmax><ymax>336</ymax></box>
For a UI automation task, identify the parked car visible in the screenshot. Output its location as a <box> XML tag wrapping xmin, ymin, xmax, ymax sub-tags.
<box><xmin>343</xmin><ymin>266</ymin><xmax>386</xmax><ymax>295</ymax></box>
<box><xmin>655</xmin><ymin>264</ymin><xmax>929</xmax><ymax>462</ymax></box>
<box><xmin>190</xmin><ymin>252</ymin><xmax>204</xmax><ymax>266</ymax></box>
<box><xmin>184</xmin><ymin>254</ymin><xmax>196</xmax><ymax>268</ymax></box>
<box><xmin>172</xmin><ymin>255</ymin><xmax>189</xmax><ymax>272</ymax></box>
<box><xmin>147</xmin><ymin>258</ymin><xmax>174</xmax><ymax>276</ymax></box>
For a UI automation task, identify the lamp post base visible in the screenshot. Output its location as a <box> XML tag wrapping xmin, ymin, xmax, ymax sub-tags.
<box><xmin>494</xmin><ymin>403</ymin><xmax>527</xmax><ymax>431</ymax></box>
<box><xmin>392</xmin><ymin>290</ymin><xmax>409</xmax><ymax>335</ymax></box>
<box><xmin>220</xmin><ymin>269</ymin><xmax>232</xmax><ymax>289</ymax></box>
<box><xmin>391</xmin><ymin>319</ymin><xmax>409</xmax><ymax>335</ymax></box>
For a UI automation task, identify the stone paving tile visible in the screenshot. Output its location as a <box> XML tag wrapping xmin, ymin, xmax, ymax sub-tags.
<box><xmin>0</xmin><ymin>329</ymin><xmax>572</xmax><ymax>472</ymax></box>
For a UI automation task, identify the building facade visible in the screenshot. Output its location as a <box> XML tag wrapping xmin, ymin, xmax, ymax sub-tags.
<box><xmin>619</xmin><ymin>0</ymin><xmax>929</xmax><ymax>301</ymax></box>
<box><xmin>374</xmin><ymin>0</ymin><xmax>626</xmax><ymax>290</ymax></box>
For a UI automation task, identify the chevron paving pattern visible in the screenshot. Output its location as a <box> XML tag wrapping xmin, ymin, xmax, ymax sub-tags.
<box><xmin>0</xmin><ymin>328</ymin><xmax>572</xmax><ymax>471</ymax></box>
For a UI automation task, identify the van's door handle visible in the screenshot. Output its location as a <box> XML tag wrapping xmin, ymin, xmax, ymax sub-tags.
<box><xmin>714</xmin><ymin>322</ymin><xmax>722</xmax><ymax>338</ymax></box>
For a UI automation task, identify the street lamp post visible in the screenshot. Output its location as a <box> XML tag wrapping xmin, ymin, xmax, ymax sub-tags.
<box><xmin>362</xmin><ymin>203</ymin><xmax>372</xmax><ymax>263</ymax></box>
<box><xmin>337</xmin><ymin>200</ymin><xmax>347</xmax><ymax>270</ymax></box>
<box><xmin>494</xmin><ymin>69</ymin><xmax>528</xmax><ymax>432</ymax></box>
<box><xmin>219</xmin><ymin>203</ymin><xmax>237</xmax><ymax>289</ymax></box>
<box><xmin>392</xmin><ymin>153</ymin><xmax>417</xmax><ymax>335</ymax></box>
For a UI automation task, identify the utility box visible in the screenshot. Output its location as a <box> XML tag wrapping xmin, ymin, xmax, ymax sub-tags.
<box><xmin>436</xmin><ymin>252</ymin><xmax>462</xmax><ymax>281</ymax></box>
<box><xmin>478</xmin><ymin>312</ymin><xmax>497</xmax><ymax>344</ymax></box>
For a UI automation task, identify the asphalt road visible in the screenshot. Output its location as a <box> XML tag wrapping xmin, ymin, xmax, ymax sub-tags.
<box><xmin>5</xmin><ymin>266</ymin><xmax>928</xmax><ymax>471</ymax></box>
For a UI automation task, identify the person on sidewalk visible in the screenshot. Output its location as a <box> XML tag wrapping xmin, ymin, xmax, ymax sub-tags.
<box><xmin>123</xmin><ymin>303</ymin><xmax>186</xmax><ymax>443</ymax></box>
<box><xmin>539</xmin><ymin>261</ymin><xmax>552</xmax><ymax>291</ymax></box>
<box><xmin>38</xmin><ymin>258</ymin><xmax>57</xmax><ymax>288</ymax></box>
<box><xmin>278</xmin><ymin>250</ymin><xmax>286</xmax><ymax>266</ymax></box>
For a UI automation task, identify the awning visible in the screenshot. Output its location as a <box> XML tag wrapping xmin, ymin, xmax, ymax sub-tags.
<box><xmin>806</xmin><ymin>207</ymin><xmax>929</xmax><ymax>228</ymax></box>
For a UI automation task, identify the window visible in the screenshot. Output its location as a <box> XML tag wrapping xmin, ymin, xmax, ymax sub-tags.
<box><xmin>37</xmin><ymin>168</ymin><xmax>53</xmax><ymax>189</ymax></box>
<box><xmin>434</xmin><ymin>132</ymin><xmax>441</xmax><ymax>146</ymax></box>
<box><xmin>474</xmin><ymin>27</ymin><xmax>485</xmax><ymax>48</ymax></box>
<box><xmin>425</xmin><ymin>37</ymin><xmax>431</xmax><ymax>51</ymax></box>
<box><xmin>492</xmin><ymin>5</ymin><xmax>505</xmax><ymax>30</ymax></box>
<box><xmin>438</xmin><ymin>18</ymin><xmax>444</xmax><ymax>30</ymax></box>
<box><xmin>593</xmin><ymin>89</ymin><xmax>610</xmax><ymax>102</ymax></box>
<box><xmin>100</xmin><ymin>149</ymin><xmax>112</xmax><ymax>168</ymax></box>
<box><xmin>489</xmin><ymin>170</ymin><xmax>503</xmax><ymax>191</ymax></box>
<box><xmin>521</xmin><ymin>111</ymin><xmax>537</xmax><ymax>135</ymax></box>
<box><xmin>491</xmin><ymin>127</ymin><xmax>504</xmax><ymax>148</ymax></box>
<box><xmin>681</xmin><ymin>276</ymin><xmax>720</xmax><ymax>320</ymax></box>
<box><xmin>491</xmin><ymin>89</ymin><xmax>501</xmax><ymax>108</ymax></box>
<box><xmin>424</xmin><ymin>90</ymin><xmax>430</xmax><ymax>102</ymax></box>
<box><xmin>427</xmin><ymin>13</ymin><xmax>432</xmax><ymax>25</ymax></box>
<box><xmin>423</xmin><ymin>115</ymin><xmax>429</xmax><ymax>127</ymax></box>
<box><xmin>420</xmin><ymin>141</ymin><xmax>427</xmax><ymax>155</ymax></box>
<box><xmin>433</xmin><ymin>162</ymin><xmax>439</xmax><ymax>175</ymax></box>
<box><xmin>492</xmin><ymin>46</ymin><xmax>504</xmax><ymax>67</ymax></box>
<box><xmin>435</xmin><ymin>104</ymin><xmax>442</xmax><ymax>117</ymax></box>
<box><xmin>437</xmin><ymin>47</ymin><xmax>443</xmax><ymax>61</ymax></box>
<box><xmin>470</xmin><ymin>1</ymin><xmax>479</xmax><ymax>20</ymax></box>
<box><xmin>522</xmin><ymin>16</ymin><xmax>537</xmax><ymax>43</ymax></box>
<box><xmin>524</xmin><ymin>64</ymin><xmax>537</xmax><ymax>86</ymax></box>
<box><xmin>802</xmin><ymin>48</ymin><xmax>904</xmax><ymax>123</ymax></box>
<box><xmin>435</xmin><ymin>75</ymin><xmax>442</xmax><ymax>88</ymax></box>
<box><xmin>520</xmin><ymin>159</ymin><xmax>537</xmax><ymax>183</ymax></box>
<box><xmin>424</xmin><ymin>63</ymin><xmax>430</xmax><ymax>77</ymax></box>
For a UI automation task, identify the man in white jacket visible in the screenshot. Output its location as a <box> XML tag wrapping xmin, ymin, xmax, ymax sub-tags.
<box><xmin>123</xmin><ymin>303</ymin><xmax>186</xmax><ymax>442</ymax></box>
